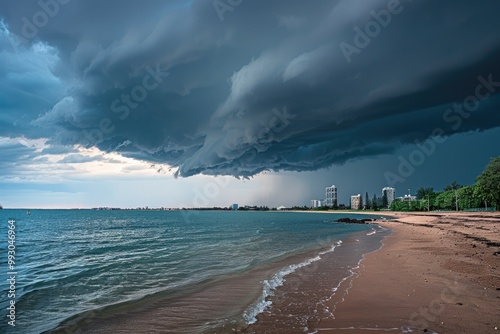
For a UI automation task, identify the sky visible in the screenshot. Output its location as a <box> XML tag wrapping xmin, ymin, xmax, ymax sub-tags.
<box><xmin>0</xmin><ymin>0</ymin><xmax>499</xmax><ymax>209</ymax></box>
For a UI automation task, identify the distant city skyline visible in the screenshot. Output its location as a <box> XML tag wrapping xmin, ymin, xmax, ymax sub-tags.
<box><xmin>310</xmin><ymin>185</ymin><xmax>397</xmax><ymax>209</ymax></box>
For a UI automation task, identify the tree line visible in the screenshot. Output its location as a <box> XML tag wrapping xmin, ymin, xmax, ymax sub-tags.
<box><xmin>390</xmin><ymin>157</ymin><xmax>499</xmax><ymax>211</ymax></box>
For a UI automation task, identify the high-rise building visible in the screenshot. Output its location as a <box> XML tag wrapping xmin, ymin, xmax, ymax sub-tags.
<box><xmin>382</xmin><ymin>187</ymin><xmax>395</xmax><ymax>208</ymax></box>
<box><xmin>325</xmin><ymin>185</ymin><xmax>337</xmax><ymax>207</ymax></box>
<box><xmin>351</xmin><ymin>194</ymin><xmax>362</xmax><ymax>210</ymax></box>
<box><xmin>310</xmin><ymin>200</ymin><xmax>322</xmax><ymax>208</ymax></box>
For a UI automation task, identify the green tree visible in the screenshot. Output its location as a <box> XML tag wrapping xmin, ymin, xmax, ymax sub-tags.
<box><xmin>391</xmin><ymin>198</ymin><xmax>430</xmax><ymax>212</ymax></box>
<box><xmin>416</xmin><ymin>187</ymin><xmax>434</xmax><ymax>200</ymax></box>
<box><xmin>476</xmin><ymin>157</ymin><xmax>500</xmax><ymax>209</ymax></box>
<box><xmin>390</xmin><ymin>199</ymin><xmax>400</xmax><ymax>211</ymax></box>
<box><xmin>372</xmin><ymin>194</ymin><xmax>378</xmax><ymax>210</ymax></box>
<box><xmin>390</xmin><ymin>199</ymin><xmax>408</xmax><ymax>211</ymax></box>
<box><xmin>444</xmin><ymin>181</ymin><xmax>463</xmax><ymax>191</ymax></box>
<box><xmin>416</xmin><ymin>187</ymin><xmax>436</xmax><ymax>210</ymax></box>
<box><xmin>365</xmin><ymin>192</ymin><xmax>370</xmax><ymax>210</ymax></box>
<box><xmin>456</xmin><ymin>185</ymin><xmax>481</xmax><ymax>210</ymax></box>
<box><xmin>434</xmin><ymin>190</ymin><xmax>456</xmax><ymax>210</ymax></box>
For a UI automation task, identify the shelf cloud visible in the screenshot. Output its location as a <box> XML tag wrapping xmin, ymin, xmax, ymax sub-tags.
<box><xmin>1</xmin><ymin>0</ymin><xmax>500</xmax><ymax>177</ymax></box>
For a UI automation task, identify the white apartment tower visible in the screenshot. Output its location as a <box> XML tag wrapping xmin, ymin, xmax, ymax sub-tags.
<box><xmin>325</xmin><ymin>185</ymin><xmax>338</xmax><ymax>207</ymax></box>
<box><xmin>310</xmin><ymin>200</ymin><xmax>322</xmax><ymax>208</ymax></box>
<box><xmin>382</xmin><ymin>187</ymin><xmax>396</xmax><ymax>208</ymax></box>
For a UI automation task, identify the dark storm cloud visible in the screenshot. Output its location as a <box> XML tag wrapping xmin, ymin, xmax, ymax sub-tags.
<box><xmin>0</xmin><ymin>139</ymin><xmax>39</xmax><ymax>177</ymax></box>
<box><xmin>1</xmin><ymin>0</ymin><xmax>500</xmax><ymax>177</ymax></box>
<box><xmin>0</xmin><ymin>140</ymin><xmax>37</xmax><ymax>162</ymax></box>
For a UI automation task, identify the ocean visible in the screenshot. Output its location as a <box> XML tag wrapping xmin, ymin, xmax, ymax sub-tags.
<box><xmin>0</xmin><ymin>209</ymin><xmax>389</xmax><ymax>333</ymax></box>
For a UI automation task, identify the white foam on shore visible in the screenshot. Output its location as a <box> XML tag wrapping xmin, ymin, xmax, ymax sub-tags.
<box><xmin>242</xmin><ymin>241</ymin><xmax>343</xmax><ymax>324</ymax></box>
<box><xmin>313</xmin><ymin>250</ymin><xmax>363</xmax><ymax>320</ymax></box>
<box><xmin>316</xmin><ymin>229</ymin><xmax>391</xmax><ymax>321</ymax></box>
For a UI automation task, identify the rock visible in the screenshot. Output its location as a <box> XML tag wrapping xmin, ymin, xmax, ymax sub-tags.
<box><xmin>336</xmin><ymin>218</ymin><xmax>368</xmax><ymax>224</ymax></box>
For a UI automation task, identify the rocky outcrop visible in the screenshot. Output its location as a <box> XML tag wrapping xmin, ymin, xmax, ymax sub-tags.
<box><xmin>336</xmin><ymin>217</ymin><xmax>372</xmax><ymax>224</ymax></box>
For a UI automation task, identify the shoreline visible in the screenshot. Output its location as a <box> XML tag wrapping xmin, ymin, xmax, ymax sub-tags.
<box><xmin>46</xmin><ymin>213</ymin><xmax>379</xmax><ymax>334</ymax></box>
<box><xmin>313</xmin><ymin>211</ymin><xmax>500</xmax><ymax>334</ymax></box>
<box><xmin>240</xmin><ymin>225</ymin><xmax>390</xmax><ymax>334</ymax></box>
<box><xmin>45</xmin><ymin>211</ymin><xmax>499</xmax><ymax>333</ymax></box>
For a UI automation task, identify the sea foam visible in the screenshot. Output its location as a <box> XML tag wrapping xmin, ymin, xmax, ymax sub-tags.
<box><xmin>243</xmin><ymin>241</ymin><xmax>342</xmax><ymax>324</ymax></box>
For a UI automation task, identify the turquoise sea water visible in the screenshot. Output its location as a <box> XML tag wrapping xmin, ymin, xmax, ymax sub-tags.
<box><xmin>0</xmin><ymin>209</ymin><xmax>386</xmax><ymax>333</ymax></box>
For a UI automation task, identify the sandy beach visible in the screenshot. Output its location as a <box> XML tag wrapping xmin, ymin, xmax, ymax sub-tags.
<box><xmin>312</xmin><ymin>211</ymin><xmax>500</xmax><ymax>334</ymax></box>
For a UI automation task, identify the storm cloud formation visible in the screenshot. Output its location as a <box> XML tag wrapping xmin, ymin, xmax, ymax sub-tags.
<box><xmin>1</xmin><ymin>0</ymin><xmax>500</xmax><ymax>177</ymax></box>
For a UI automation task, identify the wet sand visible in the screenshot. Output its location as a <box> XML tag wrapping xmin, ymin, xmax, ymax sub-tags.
<box><xmin>241</xmin><ymin>228</ymin><xmax>390</xmax><ymax>334</ymax></box>
<box><xmin>314</xmin><ymin>212</ymin><xmax>500</xmax><ymax>334</ymax></box>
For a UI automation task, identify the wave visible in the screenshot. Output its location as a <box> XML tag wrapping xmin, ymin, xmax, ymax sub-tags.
<box><xmin>243</xmin><ymin>240</ymin><xmax>343</xmax><ymax>324</ymax></box>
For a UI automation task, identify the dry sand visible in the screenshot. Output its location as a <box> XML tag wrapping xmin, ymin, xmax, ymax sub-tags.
<box><xmin>314</xmin><ymin>211</ymin><xmax>500</xmax><ymax>334</ymax></box>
